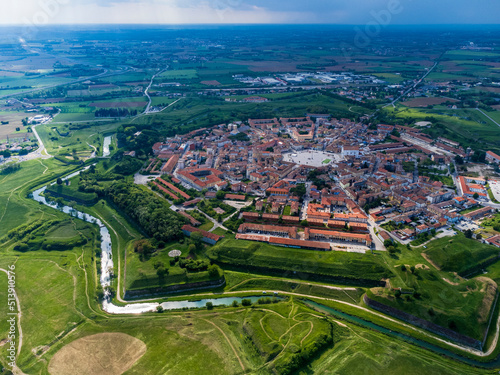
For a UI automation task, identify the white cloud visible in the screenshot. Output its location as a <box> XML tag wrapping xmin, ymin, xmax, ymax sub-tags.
<box><xmin>0</xmin><ymin>0</ymin><xmax>498</xmax><ymax>25</ymax></box>
<box><xmin>0</xmin><ymin>1</ymin><xmax>315</xmax><ymax>24</ymax></box>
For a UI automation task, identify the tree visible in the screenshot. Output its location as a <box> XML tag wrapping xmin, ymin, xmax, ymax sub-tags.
<box><xmin>290</xmin><ymin>183</ymin><xmax>307</xmax><ymax>201</ymax></box>
<box><xmin>395</xmin><ymin>290</ymin><xmax>402</xmax><ymax>298</ymax></box>
<box><xmin>190</xmin><ymin>231</ymin><xmax>203</xmax><ymax>250</ymax></box>
<box><xmin>241</xmin><ymin>299</ymin><xmax>252</xmax><ymax>306</ymax></box>
<box><xmin>156</xmin><ymin>266</ymin><xmax>168</xmax><ymax>278</ymax></box>
<box><xmin>410</xmin><ymin>265</ymin><xmax>416</xmax><ymax>274</ymax></box>
<box><xmin>156</xmin><ymin>305</ymin><xmax>164</xmax><ymax>313</ymax></box>
<box><xmin>464</xmin><ymin>229</ymin><xmax>473</xmax><ymax>239</ymax></box>
<box><xmin>208</xmin><ymin>264</ymin><xmax>222</xmax><ymax>279</ymax></box>
<box><xmin>473</xmin><ymin>192</ymin><xmax>479</xmax><ymax>199</ymax></box>
<box><xmin>56</xmin><ymin>177</ymin><xmax>63</xmax><ymax>185</ymax></box>
<box><xmin>153</xmin><ymin>261</ymin><xmax>165</xmax><ymax>270</ymax></box>
<box><xmin>216</xmin><ymin>190</ymin><xmax>225</xmax><ymax>200</ymax></box>
<box><xmin>206</xmin><ymin>301</ymin><xmax>214</xmax><ymax>310</ymax></box>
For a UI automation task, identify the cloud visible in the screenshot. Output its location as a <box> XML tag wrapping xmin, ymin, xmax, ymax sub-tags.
<box><xmin>0</xmin><ymin>0</ymin><xmax>499</xmax><ymax>25</ymax></box>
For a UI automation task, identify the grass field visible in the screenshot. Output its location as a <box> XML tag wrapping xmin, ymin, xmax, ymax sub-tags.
<box><xmin>0</xmin><ymin>158</ymin><xmax>73</xmax><ymax>238</ymax></box>
<box><xmin>36</xmin><ymin>121</ymin><xmax>121</xmax><ymax>157</ymax></box>
<box><xmin>207</xmin><ymin>235</ymin><xmax>390</xmax><ymax>284</ymax></box>
<box><xmin>424</xmin><ymin>233</ymin><xmax>500</xmax><ymax>275</ymax></box>
<box><xmin>382</xmin><ymin>106</ymin><xmax>500</xmax><ymax>152</ymax></box>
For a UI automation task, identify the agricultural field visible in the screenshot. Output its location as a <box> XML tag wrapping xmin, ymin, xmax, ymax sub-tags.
<box><xmin>401</xmin><ymin>97</ymin><xmax>459</xmax><ymax>108</ymax></box>
<box><xmin>159</xmin><ymin>69</ymin><xmax>198</xmax><ymax>80</ymax></box>
<box><xmin>0</xmin><ymin>111</ymin><xmax>37</xmax><ymax>141</ymax></box>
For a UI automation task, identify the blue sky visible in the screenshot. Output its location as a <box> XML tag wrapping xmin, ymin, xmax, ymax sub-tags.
<box><xmin>1</xmin><ymin>0</ymin><xmax>499</xmax><ymax>25</ymax></box>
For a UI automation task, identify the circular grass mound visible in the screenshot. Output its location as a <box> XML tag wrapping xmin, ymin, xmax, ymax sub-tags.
<box><xmin>49</xmin><ymin>333</ymin><xmax>146</xmax><ymax>375</ymax></box>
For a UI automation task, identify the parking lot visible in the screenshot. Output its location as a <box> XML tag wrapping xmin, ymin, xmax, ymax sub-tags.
<box><xmin>489</xmin><ymin>179</ymin><xmax>500</xmax><ymax>202</ymax></box>
<box><xmin>456</xmin><ymin>222</ymin><xmax>479</xmax><ymax>232</ymax></box>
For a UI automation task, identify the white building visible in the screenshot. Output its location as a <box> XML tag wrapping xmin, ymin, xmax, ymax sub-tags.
<box><xmin>342</xmin><ymin>145</ymin><xmax>360</xmax><ymax>158</ymax></box>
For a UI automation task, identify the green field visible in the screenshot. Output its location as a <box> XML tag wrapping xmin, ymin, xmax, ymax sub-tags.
<box><xmin>128</xmin><ymin>92</ymin><xmax>371</xmax><ymax>133</ymax></box>
<box><xmin>207</xmin><ymin>235</ymin><xmax>390</xmax><ymax>284</ymax></box>
<box><xmin>424</xmin><ymin>233</ymin><xmax>500</xmax><ymax>275</ymax></box>
<box><xmin>381</xmin><ymin>106</ymin><xmax>500</xmax><ymax>152</ymax></box>
<box><xmin>159</xmin><ymin>69</ymin><xmax>198</xmax><ymax>80</ymax></box>
<box><xmin>36</xmin><ymin>121</ymin><xmax>121</xmax><ymax>158</ymax></box>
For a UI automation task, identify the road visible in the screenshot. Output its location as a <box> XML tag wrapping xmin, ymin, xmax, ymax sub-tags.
<box><xmin>143</xmin><ymin>68</ymin><xmax>167</xmax><ymax>114</ymax></box>
<box><xmin>475</xmin><ymin>108</ymin><xmax>500</xmax><ymax>128</ymax></box>
<box><xmin>382</xmin><ymin>62</ymin><xmax>439</xmax><ymax>109</ymax></box>
<box><xmin>193</xmin><ymin>207</ymin><xmax>230</xmax><ymax>233</ymax></box>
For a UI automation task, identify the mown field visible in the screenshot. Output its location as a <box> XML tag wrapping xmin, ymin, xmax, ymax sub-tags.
<box><xmin>424</xmin><ymin>233</ymin><xmax>500</xmax><ymax>275</ymax></box>
<box><xmin>207</xmin><ymin>235</ymin><xmax>390</xmax><ymax>285</ymax></box>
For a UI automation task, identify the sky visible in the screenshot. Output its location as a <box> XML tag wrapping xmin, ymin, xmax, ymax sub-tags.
<box><xmin>1</xmin><ymin>0</ymin><xmax>499</xmax><ymax>25</ymax></box>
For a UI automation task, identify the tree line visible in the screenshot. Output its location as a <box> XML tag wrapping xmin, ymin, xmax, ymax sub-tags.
<box><xmin>105</xmin><ymin>181</ymin><xmax>185</xmax><ymax>242</ymax></box>
<box><xmin>95</xmin><ymin>108</ymin><xmax>138</xmax><ymax>118</ymax></box>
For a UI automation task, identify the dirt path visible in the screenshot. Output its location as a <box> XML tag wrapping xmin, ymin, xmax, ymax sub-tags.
<box><xmin>259</xmin><ymin>315</ymin><xmax>276</xmax><ymax>342</ymax></box>
<box><xmin>37</xmin><ymin>159</ymin><xmax>48</xmax><ymax>174</ymax></box>
<box><xmin>228</xmin><ymin>276</ymin><xmax>357</xmax><ymax>292</ymax></box>
<box><xmin>299</xmin><ymin>321</ymin><xmax>313</xmax><ymax>347</ymax></box>
<box><xmin>421</xmin><ymin>253</ymin><xmax>441</xmax><ymax>271</ymax></box>
<box><xmin>201</xmin><ymin>318</ymin><xmax>245</xmax><ymax>371</ymax></box>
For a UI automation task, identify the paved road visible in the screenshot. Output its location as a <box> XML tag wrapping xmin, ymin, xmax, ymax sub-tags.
<box><xmin>143</xmin><ymin>67</ymin><xmax>168</xmax><ymax>114</ymax></box>
<box><xmin>193</xmin><ymin>207</ymin><xmax>230</xmax><ymax>232</ymax></box>
<box><xmin>382</xmin><ymin>62</ymin><xmax>439</xmax><ymax>109</ymax></box>
<box><xmin>475</xmin><ymin>108</ymin><xmax>500</xmax><ymax>127</ymax></box>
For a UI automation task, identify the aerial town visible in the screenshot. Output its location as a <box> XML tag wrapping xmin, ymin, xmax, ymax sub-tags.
<box><xmin>146</xmin><ymin>114</ymin><xmax>500</xmax><ymax>253</ymax></box>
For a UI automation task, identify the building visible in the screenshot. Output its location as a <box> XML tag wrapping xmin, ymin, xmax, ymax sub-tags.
<box><xmin>463</xmin><ymin>206</ymin><xmax>494</xmax><ymax>221</ymax></box>
<box><xmin>238</xmin><ymin>223</ymin><xmax>297</xmax><ymax>238</ymax></box>
<box><xmin>486</xmin><ymin>151</ymin><xmax>500</xmax><ymax>164</ymax></box>
<box><xmin>177</xmin><ymin>168</ymin><xmax>226</xmax><ymax>191</ymax></box>
<box><xmin>235</xmin><ymin>233</ymin><xmax>331</xmax><ymax>251</ymax></box>
<box><xmin>305</xmin><ymin>228</ymin><xmax>372</xmax><ymax>246</ymax></box>
<box><xmin>342</xmin><ymin>145</ymin><xmax>360</xmax><ymax>158</ymax></box>
<box><xmin>182</xmin><ymin>225</ymin><xmax>224</xmax><ymax>245</ymax></box>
